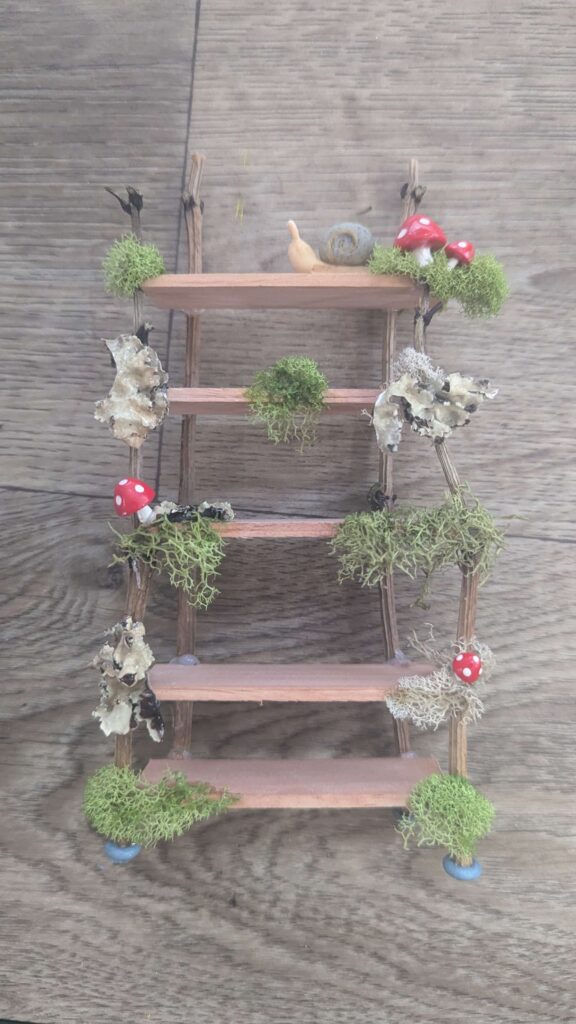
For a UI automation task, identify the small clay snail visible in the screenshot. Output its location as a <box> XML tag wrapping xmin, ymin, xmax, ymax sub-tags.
<box><xmin>319</xmin><ymin>222</ymin><xmax>375</xmax><ymax>266</ymax></box>
<box><xmin>287</xmin><ymin>220</ymin><xmax>374</xmax><ymax>273</ymax></box>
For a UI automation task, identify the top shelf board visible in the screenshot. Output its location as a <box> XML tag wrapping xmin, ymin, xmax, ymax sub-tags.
<box><xmin>143</xmin><ymin>273</ymin><xmax>423</xmax><ymax>313</ymax></box>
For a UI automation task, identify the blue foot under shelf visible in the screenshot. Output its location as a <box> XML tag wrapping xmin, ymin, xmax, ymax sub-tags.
<box><xmin>104</xmin><ymin>841</ymin><xmax>142</xmax><ymax>863</ymax></box>
<box><xmin>443</xmin><ymin>855</ymin><xmax>483</xmax><ymax>880</ymax></box>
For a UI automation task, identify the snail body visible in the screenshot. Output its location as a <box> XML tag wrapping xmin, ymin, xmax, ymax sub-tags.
<box><xmin>287</xmin><ymin>220</ymin><xmax>373</xmax><ymax>274</ymax></box>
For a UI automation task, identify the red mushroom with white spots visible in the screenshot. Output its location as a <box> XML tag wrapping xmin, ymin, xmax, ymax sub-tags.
<box><xmin>452</xmin><ymin>651</ymin><xmax>483</xmax><ymax>685</ymax></box>
<box><xmin>114</xmin><ymin>478</ymin><xmax>157</xmax><ymax>525</ymax></box>
<box><xmin>394</xmin><ymin>214</ymin><xmax>447</xmax><ymax>267</ymax></box>
<box><xmin>444</xmin><ymin>240</ymin><xmax>475</xmax><ymax>271</ymax></box>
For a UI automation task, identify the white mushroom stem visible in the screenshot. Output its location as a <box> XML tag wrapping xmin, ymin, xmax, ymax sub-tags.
<box><xmin>446</xmin><ymin>257</ymin><xmax>460</xmax><ymax>271</ymax></box>
<box><xmin>413</xmin><ymin>245</ymin><xmax>434</xmax><ymax>267</ymax></box>
<box><xmin>136</xmin><ymin>504</ymin><xmax>157</xmax><ymax>525</ymax></box>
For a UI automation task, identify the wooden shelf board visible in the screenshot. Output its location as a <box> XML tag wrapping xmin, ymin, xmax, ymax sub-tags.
<box><xmin>142</xmin><ymin>756</ymin><xmax>440</xmax><ymax>809</ymax></box>
<box><xmin>168</xmin><ymin>387</ymin><xmax>377</xmax><ymax>416</ymax></box>
<box><xmin>213</xmin><ymin>518</ymin><xmax>341</xmax><ymax>539</ymax></box>
<box><xmin>149</xmin><ymin>661</ymin><xmax>432</xmax><ymax>703</ymax></box>
<box><xmin>143</xmin><ymin>273</ymin><xmax>423</xmax><ymax>312</ymax></box>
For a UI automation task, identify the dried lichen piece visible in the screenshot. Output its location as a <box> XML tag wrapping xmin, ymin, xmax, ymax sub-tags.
<box><xmin>385</xmin><ymin>635</ymin><xmax>494</xmax><ymax>730</ymax></box>
<box><xmin>371</xmin><ymin>348</ymin><xmax>497</xmax><ymax>453</ymax></box>
<box><xmin>95</xmin><ymin>334</ymin><xmax>168</xmax><ymax>448</ymax></box>
<box><xmin>92</xmin><ymin>616</ymin><xmax>164</xmax><ymax>742</ymax></box>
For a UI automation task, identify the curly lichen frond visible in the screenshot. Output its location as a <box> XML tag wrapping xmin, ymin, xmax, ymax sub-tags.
<box><xmin>396</xmin><ymin>774</ymin><xmax>495</xmax><ymax>864</ymax></box>
<box><xmin>330</xmin><ymin>493</ymin><xmax>504</xmax><ymax>602</ymax></box>
<box><xmin>245</xmin><ymin>355</ymin><xmax>328</xmax><ymax>449</ymax></box>
<box><xmin>112</xmin><ymin>514</ymin><xmax>226</xmax><ymax>610</ymax></box>
<box><xmin>103</xmin><ymin>234</ymin><xmax>165</xmax><ymax>297</ymax></box>
<box><xmin>84</xmin><ymin>765</ymin><xmax>236</xmax><ymax>847</ymax></box>
<box><xmin>369</xmin><ymin>246</ymin><xmax>509</xmax><ymax>318</ymax></box>
<box><xmin>373</xmin><ymin>347</ymin><xmax>497</xmax><ymax>453</ymax></box>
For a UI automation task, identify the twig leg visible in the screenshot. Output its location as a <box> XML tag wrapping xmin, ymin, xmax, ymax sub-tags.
<box><xmin>171</xmin><ymin>153</ymin><xmax>205</xmax><ymax>758</ymax></box>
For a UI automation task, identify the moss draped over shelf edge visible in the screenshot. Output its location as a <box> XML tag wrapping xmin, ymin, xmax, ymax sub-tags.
<box><xmin>84</xmin><ymin>765</ymin><xmax>237</xmax><ymax>847</ymax></box>
<box><xmin>103</xmin><ymin>234</ymin><xmax>165</xmax><ymax>298</ymax></box>
<box><xmin>329</xmin><ymin>492</ymin><xmax>504</xmax><ymax>605</ymax></box>
<box><xmin>396</xmin><ymin>773</ymin><xmax>495</xmax><ymax>865</ymax></box>
<box><xmin>368</xmin><ymin>246</ymin><xmax>509</xmax><ymax>318</ymax></box>
<box><xmin>112</xmin><ymin>514</ymin><xmax>226</xmax><ymax>610</ymax></box>
<box><xmin>245</xmin><ymin>355</ymin><xmax>328</xmax><ymax>449</ymax></box>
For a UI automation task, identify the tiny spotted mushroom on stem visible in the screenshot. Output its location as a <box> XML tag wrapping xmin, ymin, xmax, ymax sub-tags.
<box><xmin>394</xmin><ymin>214</ymin><xmax>446</xmax><ymax>267</ymax></box>
<box><xmin>114</xmin><ymin>478</ymin><xmax>157</xmax><ymax>525</ymax></box>
<box><xmin>452</xmin><ymin>651</ymin><xmax>483</xmax><ymax>685</ymax></box>
<box><xmin>444</xmin><ymin>240</ymin><xmax>475</xmax><ymax>271</ymax></box>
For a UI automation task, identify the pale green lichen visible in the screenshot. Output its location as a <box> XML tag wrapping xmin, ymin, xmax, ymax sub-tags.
<box><xmin>368</xmin><ymin>246</ymin><xmax>509</xmax><ymax>318</ymax></box>
<box><xmin>330</xmin><ymin>493</ymin><xmax>503</xmax><ymax>604</ymax></box>
<box><xmin>397</xmin><ymin>773</ymin><xmax>495</xmax><ymax>864</ymax></box>
<box><xmin>112</xmin><ymin>515</ymin><xmax>225</xmax><ymax>610</ymax></box>
<box><xmin>245</xmin><ymin>355</ymin><xmax>328</xmax><ymax>448</ymax></box>
<box><xmin>84</xmin><ymin>765</ymin><xmax>236</xmax><ymax>847</ymax></box>
<box><xmin>103</xmin><ymin>234</ymin><xmax>165</xmax><ymax>297</ymax></box>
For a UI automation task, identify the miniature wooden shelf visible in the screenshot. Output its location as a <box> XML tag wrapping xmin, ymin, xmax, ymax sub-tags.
<box><xmin>149</xmin><ymin>661</ymin><xmax>432</xmax><ymax>703</ymax></box>
<box><xmin>142</xmin><ymin>756</ymin><xmax>440</xmax><ymax>809</ymax></box>
<box><xmin>168</xmin><ymin>387</ymin><xmax>377</xmax><ymax>416</ymax></box>
<box><xmin>213</xmin><ymin>518</ymin><xmax>341</xmax><ymax>539</ymax></box>
<box><xmin>143</xmin><ymin>273</ymin><xmax>423</xmax><ymax>312</ymax></box>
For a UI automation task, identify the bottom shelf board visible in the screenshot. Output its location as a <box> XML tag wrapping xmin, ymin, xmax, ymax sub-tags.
<box><xmin>142</xmin><ymin>756</ymin><xmax>439</xmax><ymax>809</ymax></box>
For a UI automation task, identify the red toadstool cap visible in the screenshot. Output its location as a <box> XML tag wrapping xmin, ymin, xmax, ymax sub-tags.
<box><xmin>114</xmin><ymin>478</ymin><xmax>156</xmax><ymax>517</ymax></box>
<box><xmin>445</xmin><ymin>240</ymin><xmax>475</xmax><ymax>265</ymax></box>
<box><xmin>394</xmin><ymin>214</ymin><xmax>446</xmax><ymax>252</ymax></box>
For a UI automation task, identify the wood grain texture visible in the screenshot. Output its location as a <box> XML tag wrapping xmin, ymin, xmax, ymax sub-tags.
<box><xmin>149</xmin><ymin>660</ymin><xmax>433</xmax><ymax>702</ymax></box>
<box><xmin>168</xmin><ymin>386</ymin><xmax>378</xmax><ymax>415</ymax></box>
<box><xmin>143</xmin><ymin>272</ymin><xmax>423</xmax><ymax>311</ymax></box>
<box><xmin>1</xmin><ymin>1</ymin><xmax>576</xmax><ymax>1023</ymax></box>
<box><xmin>142</xmin><ymin>755</ymin><xmax>440</xmax><ymax>808</ymax></box>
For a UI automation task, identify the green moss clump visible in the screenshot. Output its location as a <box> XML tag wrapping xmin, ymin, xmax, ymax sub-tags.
<box><xmin>103</xmin><ymin>234</ymin><xmax>165</xmax><ymax>297</ymax></box>
<box><xmin>397</xmin><ymin>773</ymin><xmax>495</xmax><ymax>865</ymax></box>
<box><xmin>450</xmin><ymin>253</ymin><xmax>510</xmax><ymax>318</ymax></box>
<box><xmin>368</xmin><ymin>244</ymin><xmax>424</xmax><ymax>281</ymax></box>
<box><xmin>368</xmin><ymin>246</ymin><xmax>509</xmax><ymax>318</ymax></box>
<box><xmin>112</xmin><ymin>514</ymin><xmax>225</xmax><ymax>609</ymax></box>
<box><xmin>245</xmin><ymin>356</ymin><xmax>328</xmax><ymax>448</ymax></box>
<box><xmin>330</xmin><ymin>493</ymin><xmax>503</xmax><ymax>601</ymax></box>
<box><xmin>84</xmin><ymin>765</ymin><xmax>236</xmax><ymax>847</ymax></box>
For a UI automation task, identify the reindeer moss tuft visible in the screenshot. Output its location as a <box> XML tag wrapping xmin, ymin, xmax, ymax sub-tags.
<box><xmin>397</xmin><ymin>773</ymin><xmax>495</xmax><ymax>864</ymax></box>
<box><xmin>368</xmin><ymin>244</ymin><xmax>424</xmax><ymax>281</ymax></box>
<box><xmin>245</xmin><ymin>356</ymin><xmax>328</xmax><ymax>448</ymax></box>
<box><xmin>112</xmin><ymin>515</ymin><xmax>225</xmax><ymax>609</ymax></box>
<box><xmin>450</xmin><ymin>253</ymin><xmax>510</xmax><ymax>318</ymax></box>
<box><xmin>103</xmin><ymin>234</ymin><xmax>165</xmax><ymax>297</ymax></box>
<box><xmin>369</xmin><ymin>246</ymin><xmax>509</xmax><ymax>318</ymax></box>
<box><xmin>84</xmin><ymin>765</ymin><xmax>236</xmax><ymax>847</ymax></box>
<box><xmin>330</xmin><ymin>493</ymin><xmax>503</xmax><ymax>602</ymax></box>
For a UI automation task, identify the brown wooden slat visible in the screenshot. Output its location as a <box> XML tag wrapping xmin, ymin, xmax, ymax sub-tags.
<box><xmin>213</xmin><ymin>518</ymin><xmax>342</xmax><ymax>539</ymax></box>
<box><xmin>168</xmin><ymin>387</ymin><xmax>377</xmax><ymax>415</ymax></box>
<box><xmin>142</xmin><ymin>756</ymin><xmax>440</xmax><ymax>809</ymax></box>
<box><xmin>149</xmin><ymin>661</ymin><xmax>432</xmax><ymax>702</ymax></box>
<box><xmin>143</xmin><ymin>273</ymin><xmax>422</xmax><ymax>312</ymax></box>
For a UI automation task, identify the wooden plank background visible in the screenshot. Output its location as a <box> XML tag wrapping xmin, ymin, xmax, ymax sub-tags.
<box><xmin>1</xmin><ymin>1</ymin><xmax>575</xmax><ymax>1021</ymax></box>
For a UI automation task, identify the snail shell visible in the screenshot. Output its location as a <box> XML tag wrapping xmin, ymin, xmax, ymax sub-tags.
<box><xmin>318</xmin><ymin>222</ymin><xmax>375</xmax><ymax>266</ymax></box>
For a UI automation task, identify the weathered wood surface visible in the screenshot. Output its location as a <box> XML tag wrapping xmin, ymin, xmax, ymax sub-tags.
<box><xmin>1</xmin><ymin>1</ymin><xmax>576</xmax><ymax>1022</ymax></box>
